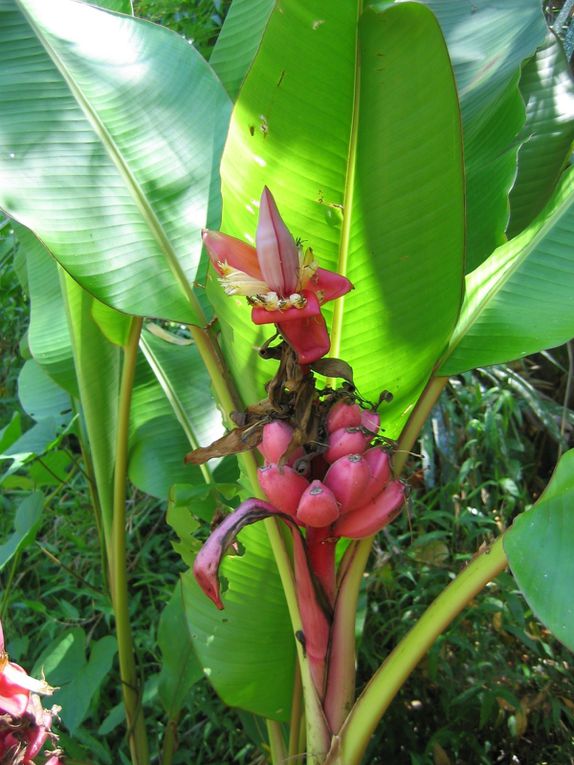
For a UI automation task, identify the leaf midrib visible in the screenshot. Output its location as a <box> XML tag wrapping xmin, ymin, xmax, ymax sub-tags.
<box><xmin>16</xmin><ymin>0</ymin><xmax>206</xmax><ymax>322</ymax></box>
<box><xmin>328</xmin><ymin>0</ymin><xmax>362</xmax><ymax>359</ymax></box>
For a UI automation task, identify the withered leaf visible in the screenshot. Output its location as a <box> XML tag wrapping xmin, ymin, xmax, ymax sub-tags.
<box><xmin>184</xmin><ymin>424</ymin><xmax>263</xmax><ymax>464</ymax></box>
<box><xmin>311</xmin><ymin>357</ymin><xmax>354</xmax><ymax>384</ymax></box>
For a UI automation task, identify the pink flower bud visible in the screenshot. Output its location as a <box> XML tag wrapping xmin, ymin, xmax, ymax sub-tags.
<box><xmin>363</xmin><ymin>447</ymin><xmax>392</xmax><ymax>502</ymax></box>
<box><xmin>297</xmin><ymin>480</ymin><xmax>340</xmax><ymax>527</ymax></box>
<box><xmin>258</xmin><ymin>464</ymin><xmax>309</xmax><ymax>518</ymax></box>
<box><xmin>258</xmin><ymin>421</ymin><xmax>303</xmax><ymax>465</ymax></box>
<box><xmin>256</xmin><ymin>187</ymin><xmax>299</xmax><ymax>295</ymax></box>
<box><xmin>323</xmin><ymin>454</ymin><xmax>371</xmax><ymax>513</ymax></box>
<box><xmin>360</xmin><ymin>409</ymin><xmax>380</xmax><ymax>435</ymax></box>
<box><xmin>325</xmin><ymin>427</ymin><xmax>370</xmax><ymax>463</ymax></box>
<box><xmin>326</xmin><ymin>401</ymin><xmax>362</xmax><ymax>433</ymax></box>
<box><xmin>333</xmin><ymin>480</ymin><xmax>405</xmax><ymax>539</ymax></box>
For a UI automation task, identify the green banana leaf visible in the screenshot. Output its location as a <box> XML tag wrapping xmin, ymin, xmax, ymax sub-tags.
<box><xmin>18</xmin><ymin>359</ymin><xmax>72</xmax><ymax>425</ymax></box>
<box><xmin>182</xmin><ymin>522</ymin><xmax>296</xmax><ymax>722</ymax></box>
<box><xmin>438</xmin><ymin>166</ymin><xmax>574</xmax><ymax>375</ymax></box>
<box><xmin>128</xmin><ymin>326</ymin><xmax>225</xmax><ymax>497</ymax></box>
<box><xmin>158</xmin><ymin>580</ymin><xmax>203</xmax><ymax>718</ymax></box>
<box><xmin>21</xmin><ymin>225</ymin><xmax>78</xmax><ymax>396</ymax></box>
<box><xmin>509</xmin><ymin>34</ymin><xmax>574</xmax><ymax>237</ymax></box>
<box><xmin>0</xmin><ymin>0</ymin><xmax>230</xmax><ymax>324</ymax></box>
<box><xmin>420</xmin><ymin>0</ymin><xmax>547</xmax><ymax>270</ymax></box>
<box><xmin>210</xmin><ymin>1</ymin><xmax>465</xmax><ymax>439</ymax></box>
<box><xmin>209</xmin><ymin>0</ymin><xmax>274</xmax><ymax>99</ymax></box>
<box><xmin>505</xmin><ymin>449</ymin><xmax>574</xmax><ymax>653</ymax></box>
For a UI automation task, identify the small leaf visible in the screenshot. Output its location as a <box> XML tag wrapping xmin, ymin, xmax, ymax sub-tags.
<box><xmin>34</xmin><ymin>628</ymin><xmax>117</xmax><ymax>734</ymax></box>
<box><xmin>310</xmin><ymin>358</ymin><xmax>354</xmax><ymax>384</ymax></box>
<box><xmin>0</xmin><ymin>491</ymin><xmax>44</xmax><ymax>570</ymax></box>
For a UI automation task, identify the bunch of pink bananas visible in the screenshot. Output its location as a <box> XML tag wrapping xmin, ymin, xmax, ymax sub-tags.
<box><xmin>258</xmin><ymin>402</ymin><xmax>404</xmax><ymax>539</ymax></box>
<box><xmin>0</xmin><ymin>621</ymin><xmax>62</xmax><ymax>765</ymax></box>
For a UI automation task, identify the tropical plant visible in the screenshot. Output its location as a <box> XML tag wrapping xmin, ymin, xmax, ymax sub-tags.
<box><xmin>1</xmin><ymin>0</ymin><xmax>574</xmax><ymax>763</ymax></box>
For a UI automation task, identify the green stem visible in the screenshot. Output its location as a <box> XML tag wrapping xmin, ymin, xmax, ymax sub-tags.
<box><xmin>0</xmin><ymin>550</ymin><xmax>21</xmax><ymax>620</ymax></box>
<box><xmin>326</xmin><ymin>536</ymin><xmax>508</xmax><ymax>765</ymax></box>
<box><xmin>160</xmin><ymin>717</ymin><xmax>178</xmax><ymax>765</ymax></box>
<box><xmin>394</xmin><ymin>375</ymin><xmax>448</xmax><ymax>475</ymax></box>
<box><xmin>288</xmin><ymin>663</ymin><xmax>303</xmax><ymax>761</ymax></box>
<box><xmin>187</xmin><ymin>325</ymin><xmax>243</xmax><ymax>417</ymax></box>
<box><xmin>111</xmin><ymin>316</ymin><xmax>149</xmax><ymax>765</ymax></box>
<box><xmin>74</xmin><ymin>402</ymin><xmax>109</xmax><ymax>588</ymax></box>
<box><xmin>267</xmin><ymin>719</ymin><xmax>287</xmax><ymax>764</ymax></box>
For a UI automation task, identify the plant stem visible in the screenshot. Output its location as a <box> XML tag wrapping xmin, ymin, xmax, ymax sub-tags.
<box><xmin>264</xmin><ymin>516</ymin><xmax>331</xmax><ymax>760</ymax></box>
<box><xmin>267</xmin><ymin>719</ymin><xmax>287</xmax><ymax>764</ymax></box>
<box><xmin>323</xmin><ymin>540</ymin><xmax>371</xmax><ymax>733</ymax></box>
<box><xmin>187</xmin><ymin>324</ymin><xmax>243</xmax><ymax>416</ymax></box>
<box><xmin>111</xmin><ymin>316</ymin><xmax>149</xmax><ymax>765</ymax></box>
<box><xmin>0</xmin><ymin>551</ymin><xmax>21</xmax><ymax>621</ymax></box>
<box><xmin>326</xmin><ymin>536</ymin><xmax>508</xmax><ymax>765</ymax></box>
<box><xmin>394</xmin><ymin>374</ymin><xmax>448</xmax><ymax>475</ymax></box>
<box><xmin>160</xmin><ymin>717</ymin><xmax>178</xmax><ymax>765</ymax></box>
<box><xmin>288</xmin><ymin>663</ymin><xmax>303</xmax><ymax>760</ymax></box>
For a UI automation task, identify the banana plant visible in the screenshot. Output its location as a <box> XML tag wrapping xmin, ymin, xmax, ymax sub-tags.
<box><xmin>1</xmin><ymin>0</ymin><xmax>574</xmax><ymax>764</ymax></box>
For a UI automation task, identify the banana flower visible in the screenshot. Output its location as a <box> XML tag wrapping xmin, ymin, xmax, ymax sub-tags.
<box><xmin>202</xmin><ymin>187</ymin><xmax>352</xmax><ymax>364</ymax></box>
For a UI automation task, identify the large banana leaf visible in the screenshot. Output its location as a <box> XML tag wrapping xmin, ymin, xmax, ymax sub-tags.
<box><xmin>209</xmin><ymin>1</ymin><xmax>465</xmax><ymax>439</ymax></box>
<box><xmin>420</xmin><ymin>0</ymin><xmax>547</xmax><ymax>270</ymax></box>
<box><xmin>438</xmin><ymin>166</ymin><xmax>574</xmax><ymax>375</ymax></box>
<box><xmin>505</xmin><ymin>449</ymin><xmax>574</xmax><ymax>653</ymax></box>
<box><xmin>509</xmin><ymin>34</ymin><xmax>574</xmax><ymax>237</ymax></box>
<box><xmin>0</xmin><ymin>0</ymin><xmax>230</xmax><ymax>324</ymax></box>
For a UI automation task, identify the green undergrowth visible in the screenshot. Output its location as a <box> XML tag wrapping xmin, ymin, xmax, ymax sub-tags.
<box><xmin>359</xmin><ymin>368</ymin><xmax>574</xmax><ymax>764</ymax></box>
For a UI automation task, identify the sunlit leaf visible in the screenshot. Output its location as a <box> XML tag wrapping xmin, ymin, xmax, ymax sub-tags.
<box><xmin>211</xmin><ymin>1</ymin><xmax>464</xmax><ymax>439</ymax></box>
<box><xmin>209</xmin><ymin>0</ymin><xmax>274</xmax><ymax>99</ymax></box>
